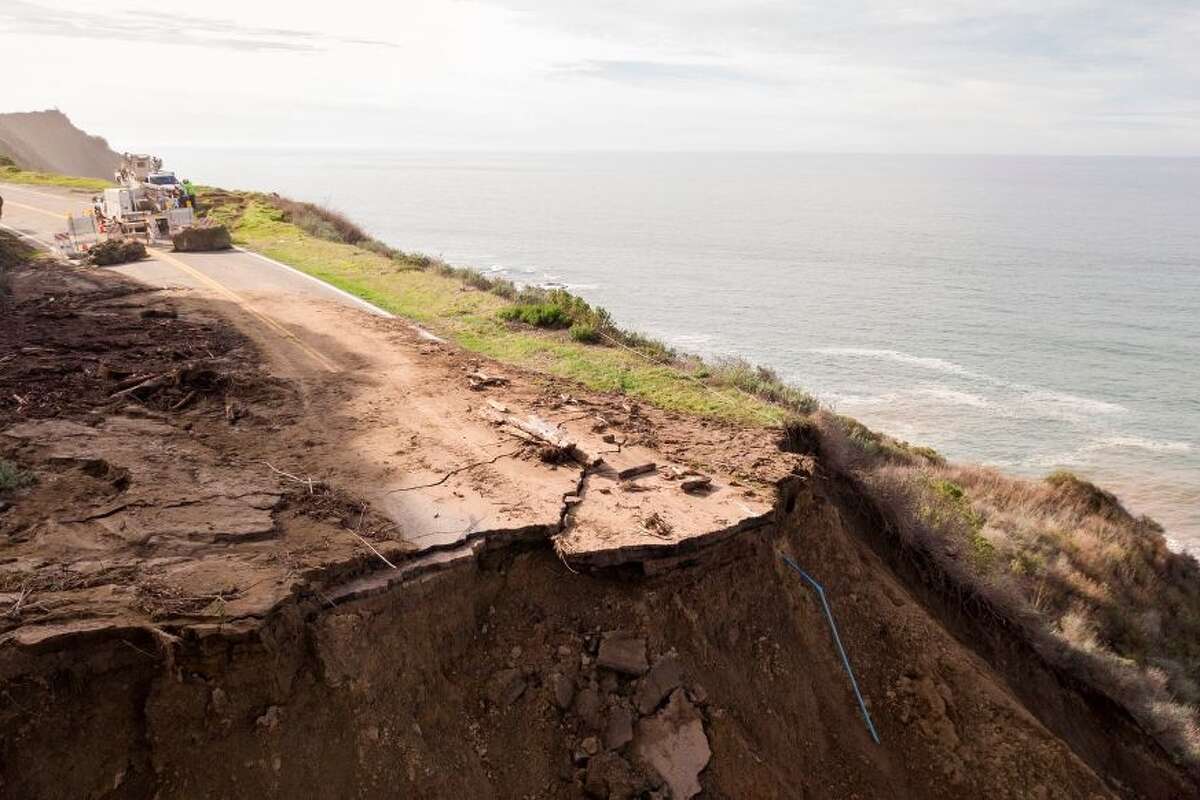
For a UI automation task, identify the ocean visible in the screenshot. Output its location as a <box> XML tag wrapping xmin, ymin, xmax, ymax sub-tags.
<box><xmin>159</xmin><ymin>149</ymin><xmax>1200</xmax><ymax>551</ymax></box>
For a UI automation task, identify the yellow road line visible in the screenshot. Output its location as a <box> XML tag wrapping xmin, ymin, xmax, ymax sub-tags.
<box><xmin>6</xmin><ymin>198</ymin><xmax>339</xmax><ymax>373</ymax></box>
<box><xmin>151</xmin><ymin>249</ymin><xmax>340</xmax><ymax>373</ymax></box>
<box><xmin>5</xmin><ymin>199</ymin><xmax>66</xmax><ymax>218</ymax></box>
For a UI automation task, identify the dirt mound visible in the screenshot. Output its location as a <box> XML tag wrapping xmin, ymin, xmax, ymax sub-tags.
<box><xmin>88</xmin><ymin>238</ymin><xmax>146</xmax><ymax>266</ymax></box>
<box><xmin>172</xmin><ymin>225</ymin><xmax>232</xmax><ymax>252</ymax></box>
<box><xmin>0</xmin><ymin>110</ymin><xmax>120</xmax><ymax>179</ymax></box>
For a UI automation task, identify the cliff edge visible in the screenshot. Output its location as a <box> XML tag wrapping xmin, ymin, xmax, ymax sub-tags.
<box><xmin>0</xmin><ymin>109</ymin><xmax>119</xmax><ymax>179</ymax></box>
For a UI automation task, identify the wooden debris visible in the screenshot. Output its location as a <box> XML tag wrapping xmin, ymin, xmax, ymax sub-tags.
<box><xmin>467</xmin><ymin>371</ymin><xmax>509</xmax><ymax>390</ymax></box>
<box><xmin>617</xmin><ymin>462</ymin><xmax>657</xmax><ymax>480</ymax></box>
<box><xmin>642</xmin><ymin>512</ymin><xmax>673</xmax><ymax>539</ymax></box>
<box><xmin>680</xmin><ymin>476</ymin><xmax>713</xmax><ymax>494</ymax></box>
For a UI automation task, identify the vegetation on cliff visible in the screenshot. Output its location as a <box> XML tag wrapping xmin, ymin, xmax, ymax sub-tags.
<box><xmin>811</xmin><ymin>412</ymin><xmax>1200</xmax><ymax>769</ymax></box>
<box><xmin>200</xmin><ymin>189</ymin><xmax>817</xmax><ymax>425</ymax></box>
<box><xmin>4</xmin><ymin>167</ymin><xmax>1197</xmax><ymax>773</ymax></box>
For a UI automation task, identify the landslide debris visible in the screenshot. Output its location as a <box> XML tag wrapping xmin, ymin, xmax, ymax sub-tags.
<box><xmin>0</xmin><ymin>247</ymin><xmax>1193</xmax><ymax>800</ymax></box>
<box><xmin>88</xmin><ymin>238</ymin><xmax>147</xmax><ymax>266</ymax></box>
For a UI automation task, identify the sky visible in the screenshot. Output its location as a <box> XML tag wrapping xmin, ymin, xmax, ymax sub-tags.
<box><xmin>1</xmin><ymin>0</ymin><xmax>1198</xmax><ymax>154</ymax></box>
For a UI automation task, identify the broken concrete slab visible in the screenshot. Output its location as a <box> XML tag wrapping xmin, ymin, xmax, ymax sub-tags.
<box><xmin>597</xmin><ymin>631</ymin><xmax>649</xmax><ymax>676</ymax></box>
<box><xmin>633</xmin><ymin>690</ymin><xmax>711</xmax><ymax>800</ymax></box>
<box><xmin>635</xmin><ymin>653</ymin><xmax>682</xmax><ymax>715</ymax></box>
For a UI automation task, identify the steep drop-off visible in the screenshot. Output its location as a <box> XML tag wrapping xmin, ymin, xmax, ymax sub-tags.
<box><xmin>1</xmin><ymin>240</ymin><xmax>1194</xmax><ymax>799</ymax></box>
<box><xmin>0</xmin><ymin>109</ymin><xmax>119</xmax><ymax>179</ymax></box>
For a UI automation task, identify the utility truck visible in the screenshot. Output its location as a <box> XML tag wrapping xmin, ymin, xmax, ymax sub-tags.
<box><xmin>60</xmin><ymin>153</ymin><xmax>229</xmax><ymax>257</ymax></box>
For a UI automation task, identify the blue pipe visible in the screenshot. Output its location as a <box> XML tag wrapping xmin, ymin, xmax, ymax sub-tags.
<box><xmin>780</xmin><ymin>553</ymin><xmax>882</xmax><ymax>745</ymax></box>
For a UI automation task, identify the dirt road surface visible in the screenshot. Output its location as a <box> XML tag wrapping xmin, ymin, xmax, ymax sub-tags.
<box><xmin>0</xmin><ymin>180</ymin><xmax>787</xmax><ymax>584</ymax></box>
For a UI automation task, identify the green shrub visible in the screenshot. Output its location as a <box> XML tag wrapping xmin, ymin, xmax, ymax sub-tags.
<box><xmin>706</xmin><ymin>358</ymin><xmax>818</xmax><ymax>415</ymax></box>
<box><xmin>569</xmin><ymin>322</ymin><xmax>600</xmax><ymax>343</ymax></box>
<box><xmin>498</xmin><ymin>302</ymin><xmax>571</xmax><ymax>329</ymax></box>
<box><xmin>0</xmin><ymin>459</ymin><xmax>34</xmax><ymax>491</ymax></box>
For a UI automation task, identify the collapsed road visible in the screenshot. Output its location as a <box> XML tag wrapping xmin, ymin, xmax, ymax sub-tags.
<box><xmin>1</xmin><ymin>181</ymin><xmax>1188</xmax><ymax>799</ymax></box>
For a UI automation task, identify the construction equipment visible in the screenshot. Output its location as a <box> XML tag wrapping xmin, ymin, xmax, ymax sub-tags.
<box><xmin>72</xmin><ymin>153</ymin><xmax>230</xmax><ymax>255</ymax></box>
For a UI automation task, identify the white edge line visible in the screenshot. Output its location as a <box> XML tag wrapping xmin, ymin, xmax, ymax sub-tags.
<box><xmin>1</xmin><ymin>181</ymin><xmax>447</xmax><ymax>343</ymax></box>
<box><xmin>232</xmin><ymin>246</ymin><xmax>447</xmax><ymax>342</ymax></box>
<box><xmin>231</xmin><ymin>246</ymin><xmax>393</xmax><ymax>318</ymax></box>
<box><xmin>0</xmin><ymin>221</ymin><xmax>61</xmax><ymax>256</ymax></box>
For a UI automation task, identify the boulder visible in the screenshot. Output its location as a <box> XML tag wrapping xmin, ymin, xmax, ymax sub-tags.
<box><xmin>597</xmin><ymin>631</ymin><xmax>649</xmax><ymax>676</ymax></box>
<box><xmin>172</xmin><ymin>225</ymin><xmax>231</xmax><ymax>252</ymax></box>
<box><xmin>635</xmin><ymin>654</ymin><xmax>682</xmax><ymax>715</ymax></box>
<box><xmin>633</xmin><ymin>690</ymin><xmax>710</xmax><ymax>800</ymax></box>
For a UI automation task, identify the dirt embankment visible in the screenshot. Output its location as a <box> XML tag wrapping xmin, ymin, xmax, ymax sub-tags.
<box><xmin>0</xmin><ymin>110</ymin><xmax>120</xmax><ymax>179</ymax></box>
<box><xmin>0</xmin><ymin>253</ymin><xmax>1193</xmax><ymax>799</ymax></box>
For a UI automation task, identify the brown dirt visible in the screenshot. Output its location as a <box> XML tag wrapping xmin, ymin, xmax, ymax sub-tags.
<box><xmin>0</xmin><ymin>110</ymin><xmax>120</xmax><ymax>179</ymax></box>
<box><xmin>0</xmin><ymin>254</ymin><xmax>1192</xmax><ymax>799</ymax></box>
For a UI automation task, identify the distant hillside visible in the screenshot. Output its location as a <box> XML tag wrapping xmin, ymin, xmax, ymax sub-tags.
<box><xmin>0</xmin><ymin>110</ymin><xmax>119</xmax><ymax>180</ymax></box>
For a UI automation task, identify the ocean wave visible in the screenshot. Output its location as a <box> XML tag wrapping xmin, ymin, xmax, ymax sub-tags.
<box><xmin>823</xmin><ymin>391</ymin><xmax>899</xmax><ymax>407</ymax></box>
<box><xmin>1087</xmin><ymin>436</ymin><xmax>1193</xmax><ymax>454</ymax></box>
<box><xmin>914</xmin><ymin>386</ymin><xmax>991</xmax><ymax>408</ymax></box>
<box><xmin>808</xmin><ymin>347</ymin><xmax>987</xmax><ymax>380</ymax></box>
<box><xmin>1021</xmin><ymin>389</ymin><xmax>1128</xmax><ymax>416</ymax></box>
<box><xmin>827</xmin><ymin>386</ymin><xmax>990</xmax><ymax>409</ymax></box>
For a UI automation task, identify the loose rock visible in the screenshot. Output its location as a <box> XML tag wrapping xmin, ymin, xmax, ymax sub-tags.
<box><xmin>605</xmin><ymin>706</ymin><xmax>634</xmax><ymax>751</ymax></box>
<box><xmin>635</xmin><ymin>654</ymin><xmax>682</xmax><ymax>715</ymax></box>
<box><xmin>551</xmin><ymin>671</ymin><xmax>576</xmax><ymax>710</ymax></box>
<box><xmin>633</xmin><ymin>690</ymin><xmax>711</xmax><ymax>800</ymax></box>
<box><xmin>487</xmin><ymin>668</ymin><xmax>527</xmax><ymax>707</ymax></box>
<box><xmin>597</xmin><ymin>631</ymin><xmax>649</xmax><ymax>676</ymax></box>
<box><xmin>573</xmin><ymin>686</ymin><xmax>604</xmax><ymax>730</ymax></box>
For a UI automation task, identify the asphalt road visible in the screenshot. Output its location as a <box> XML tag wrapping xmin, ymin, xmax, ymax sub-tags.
<box><xmin>0</xmin><ymin>181</ymin><xmax>390</xmax><ymax>317</ymax></box>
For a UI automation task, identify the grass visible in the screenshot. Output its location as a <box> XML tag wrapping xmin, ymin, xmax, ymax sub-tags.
<box><xmin>0</xmin><ymin>163</ymin><xmax>112</xmax><ymax>192</ymax></box>
<box><xmin>0</xmin><ymin>459</ymin><xmax>34</xmax><ymax>491</ymax></box>
<box><xmin>7</xmin><ymin>165</ymin><xmax>1199</xmax><ymax>773</ymax></box>
<box><xmin>815</xmin><ymin>411</ymin><xmax>1200</xmax><ymax>769</ymax></box>
<box><xmin>198</xmin><ymin>189</ymin><xmax>814</xmax><ymax>426</ymax></box>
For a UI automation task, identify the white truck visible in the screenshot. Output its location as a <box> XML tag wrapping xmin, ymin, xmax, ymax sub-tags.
<box><xmin>59</xmin><ymin>153</ymin><xmax>229</xmax><ymax>258</ymax></box>
<box><xmin>95</xmin><ymin>186</ymin><xmax>195</xmax><ymax>240</ymax></box>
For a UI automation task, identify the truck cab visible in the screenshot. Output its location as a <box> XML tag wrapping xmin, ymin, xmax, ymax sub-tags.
<box><xmin>145</xmin><ymin>171</ymin><xmax>180</xmax><ymax>187</ymax></box>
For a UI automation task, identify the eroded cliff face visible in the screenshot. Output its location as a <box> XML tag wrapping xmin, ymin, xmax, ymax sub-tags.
<box><xmin>1</xmin><ymin>472</ymin><xmax>1137</xmax><ymax>800</ymax></box>
<box><xmin>0</xmin><ymin>109</ymin><xmax>119</xmax><ymax>178</ymax></box>
<box><xmin>0</xmin><ymin>244</ymin><xmax>1192</xmax><ymax>800</ymax></box>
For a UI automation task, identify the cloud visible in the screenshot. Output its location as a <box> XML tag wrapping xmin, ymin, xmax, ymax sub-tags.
<box><xmin>0</xmin><ymin>0</ymin><xmax>398</xmax><ymax>52</ymax></box>
<box><xmin>552</xmin><ymin>59</ymin><xmax>772</xmax><ymax>85</ymax></box>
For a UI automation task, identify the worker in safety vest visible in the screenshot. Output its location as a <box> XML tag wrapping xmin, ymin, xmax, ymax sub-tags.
<box><xmin>182</xmin><ymin>179</ymin><xmax>197</xmax><ymax>208</ymax></box>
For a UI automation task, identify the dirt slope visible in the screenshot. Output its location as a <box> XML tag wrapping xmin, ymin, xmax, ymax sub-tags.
<box><xmin>0</xmin><ymin>110</ymin><xmax>120</xmax><ymax>178</ymax></box>
<box><xmin>0</xmin><ymin>252</ymin><xmax>1192</xmax><ymax>799</ymax></box>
